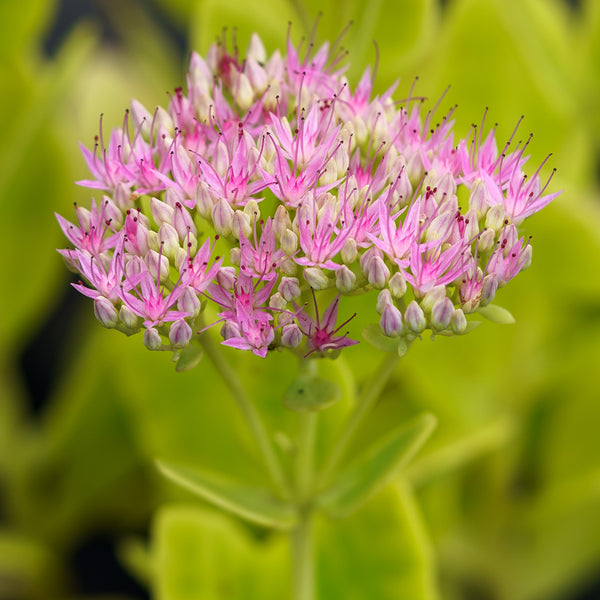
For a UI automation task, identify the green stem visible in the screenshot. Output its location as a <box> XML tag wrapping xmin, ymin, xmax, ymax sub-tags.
<box><xmin>292</xmin><ymin>509</ymin><xmax>315</xmax><ymax>600</ymax></box>
<box><xmin>318</xmin><ymin>351</ymin><xmax>402</xmax><ymax>488</ymax></box>
<box><xmin>197</xmin><ymin>328</ymin><xmax>290</xmax><ymax>499</ymax></box>
<box><xmin>296</xmin><ymin>411</ymin><xmax>317</xmax><ymax>499</ymax></box>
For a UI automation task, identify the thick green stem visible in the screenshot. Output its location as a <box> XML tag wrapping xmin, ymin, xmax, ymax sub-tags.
<box><xmin>296</xmin><ymin>411</ymin><xmax>317</xmax><ymax>499</ymax></box>
<box><xmin>292</xmin><ymin>509</ymin><xmax>316</xmax><ymax>600</ymax></box>
<box><xmin>197</xmin><ymin>329</ymin><xmax>290</xmax><ymax>498</ymax></box>
<box><xmin>318</xmin><ymin>351</ymin><xmax>402</xmax><ymax>488</ymax></box>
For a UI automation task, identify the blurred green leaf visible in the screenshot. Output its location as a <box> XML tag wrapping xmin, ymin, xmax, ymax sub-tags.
<box><xmin>157</xmin><ymin>460</ymin><xmax>297</xmax><ymax>530</ymax></box>
<box><xmin>175</xmin><ymin>343</ymin><xmax>203</xmax><ymax>372</ymax></box>
<box><xmin>317</xmin><ymin>482</ymin><xmax>439</xmax><ymax>600</ymax></box>
<box><xmin>362</xmin><ymin>324</ymin><xmax>408</xmax><ymax>354</ymax></box>
<box><xmin>319</xmin><ymin>413</ymin><xmax>436</xmax><ymax>517</ymax></box>
<box><xmin>282</xmin><ymin>373</ymin><xmax>342</xmax><ymax>413</ymax></box>
<box><xmin>477</xmin><ymin>304</ymin><xmax>516</xmax><ymax>325</ymax></box>
<box><xmin>0</xmin><ymin>0</ymin><xmax>56</xmax><ymax>58</ymax></box>
<box><xmin>153</xmin><ymin>504</ymin><xmax>288</xmax><ymax>600</ymax></box>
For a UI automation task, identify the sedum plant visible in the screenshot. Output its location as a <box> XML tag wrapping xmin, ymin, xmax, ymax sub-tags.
<box><xmin>56</xmin><ymin>28</ymin><xmax>560</xmax><ymax>599</ymax></box>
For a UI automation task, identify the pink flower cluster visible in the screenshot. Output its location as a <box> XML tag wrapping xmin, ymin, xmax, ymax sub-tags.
<box><xmin>57</xmin><ymin>33</ymin><xmax>560</xmax><ymax>359</ymax></box>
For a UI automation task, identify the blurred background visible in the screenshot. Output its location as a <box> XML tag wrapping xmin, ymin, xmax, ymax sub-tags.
<box><xmin>1</xmin><ymin>0</ymin><xmax>599</xmax><ymax>598</ymax></box>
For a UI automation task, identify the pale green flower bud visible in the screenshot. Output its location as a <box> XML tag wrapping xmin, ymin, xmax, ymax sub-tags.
<box><xmin>212</xmin><ymin>198</ymin><xmax>234</xmax><ymax>236</ymax></box>
<box><xmin>365</xmin><ymin>255</ymin><xmax>390</xmax><ymax>289</ymax></box>
<box><xmin>233</xmin><ymin>71</ymin><xmax>254</xmax><ymax>110</ymax></box>
<box><xmin>376</xmin><ymin>289</ymin><xmax>393</xmax><ymax>314</ymax></box>
<box><xmin>229</xmin><ymin>247</ymin><xmax>241</xmax><ymax>266</ymax></box>
<box><xmin>485</xmin><ymin>204</ymin><xmax>505</xmax><ymax>231</ymax></box>
<box><xmin>404</xmin><ymin>301</ymin><xmax>426</xmax><ymax>334</ymax></box>
<box><xmin>169</xmin><ymin>319</ymin><xmax>193</xmax><ymax>348</ymax></box>
<box><xmin>158</xmin><ymin>222</ymin><xmax>180</xmax><ymax>260</ymax></box>
<box><xmin>273</xmin><ymin>205</ymin><xmax>292</xmax><ymax>237</ymax></box>
<box><xmin>147</xmin><ymin>249</ymin><xmax>170</xmax><ymax>282</ymax></box>
<box><xmin>304</xmin><ymin>267</ymin><xmax>329</xmax><ymax>290</ymax></box>
<box><xmin>143</xmin><ymin>327</ymin><xmax>162</xmax><ymax>350</ymax></box>
<box><xmin>421</xmin><ymin>285</ymin><xmax>447</xmax><ymax>313</ymax></box>
<box><xmin>335</xmin><ymin>265</ymin><xmax>356</xmax><ymax>292</ymax></box>
<box><xmin>341</xmin><ymin>238</ymin><xmax>358</xmax><ymax>264</ymax></box>
<box><xmin>388</xmin><ymin>272</ymin><xmax>407</xmax><ymax>298</ymax></box>
<box><xmin>147</xmin><ymin>230</ymin><xmax>160</xmax><ymax>253</ymax></box>
<box><xmin>232</xmin><ymin>210</ymin><xmax>252</xmax><ymax>239</ymax></box>
<box><xmin>281</xmin><ymin>229</ymin><xmax>298</xmax><ymax>255</ymax></box>
<box><xmin>380</xmin><ymin>303</ymin><xmax>403</xmax><ymax>337</ymax></box>
<box><xmin>450</xmin><ymin>308</ymin><xmax>467</xmax><ymax>334</ymax></box>
<box><xmin>469</xmin><ymin>179</ymin><xmax>490</xmax><ymax>219</ymax></box>
<box><xmin>195</xmin><ymin>182</ymin><xmax>215</xmax><ymax>218</ymax></box>
<box><xmin>94</xmin><ymin>297</ymin><xmax>119</xmax><ymax>328</ymax></box>
<box><xmin>269</xmin><ymin>292</ymin><xmax>287</xmax><ymax>310</ymax></box>
<box><xmin>480</xmin><ymin>274</ymin><xmax>498</xmax><ymax>307</ymax></box>
<box><xmin>279</xmin><ymin>277</ymin><xmax>301</xmax><ymax>301</ymax></box>
<box><xmin>431</xmin><ymin>297</ymin><xmax>454</xmax><ymax>330</ymax></box>
<box><xmin>119</xmin><ymin>305</ymin><xmax>139</xmax><ymax>330</ymax></box>
<box><xmin>243</xmin><ymin>199</ymin><xmax>260</xmax><ymax>223</ymax></box>
<box><xmin>478</xmin><ymin>228</ymin><xmax>496</xmax><ymax>253</ymax></box>
<box><xmin>151</xmin><ymin>197</ymin><xmax>175</xmax><ymax>225</ymax></box>
<box><xmin>174</xmin><ymin>248</ymin><xmax>188</xmax><ymax>271</ymax></box>
<box><xmin>178</xmin><ymin>286</ymin><xmax>202</xmax><ymax>317</ymax></box>
<box><xmin>281</xmin><ymin>324</ymin><xmax>302</xmax><ymax>348</ymax></box>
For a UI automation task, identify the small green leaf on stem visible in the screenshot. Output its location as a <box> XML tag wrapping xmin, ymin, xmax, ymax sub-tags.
<box><xmin>174</xmin><ymin>343</ymin><xmax>203</xmax><ymax>372</ymax></box>
<box><xmin>317</xmin><ymin>413</ymin><xmax>437</xmax><ymax>518</ymax></box>
<box><xmin>156</xmin><ymin>460</ymin><xmax>297</xmax><ymax>530</ymax></box>
<box><xmin>362</xmin><ymin>324</ymin><xmax>408</xmax><ymax>354</ymax></box>
<box><xmin>283</xmin><ymin>375</ymin><xmax>342</xmax><ymax>413</ymax></box>
<box><xmin>478</xmin><ymin>304</ymin><xmax>516</xmax><ymax>324</ymax></box>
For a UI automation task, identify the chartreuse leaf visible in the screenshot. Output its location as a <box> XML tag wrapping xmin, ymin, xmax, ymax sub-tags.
<box><xmin>174</xmin><ymin>343</ymin><xmax>203</xmax><ymax>372</ymax></box>
<box><xmin>283</xmin><ymin>373</ymin><xmax>342</xmax><ymax>413</ymax></box>
<box><xmin>477</xmin><ymin>304</ymin><xmax>516</xmax><ymax>324</ymax></box>
<box><xmin>318</xmin><ymin>413</ymin><xmax>436</xmax><ymax>517</ymax></box>
<box><xmin>317</xmin><ymin>483</ymin><xmax>439</xmax><ymax>600</ymax></box>
<box><xmin>362</xmin><ymin>323</ymin><xmax>408</xmax><ymax>355</ymax></box>
<box><xmin>154</xmin><ymin>504</ymin><xmax>288</xmax><ymax>600</ymax></box>
<box><xmin>157</xmin><ymin>460</ymin><xmax>297</xmax><ymax>530</ymax></box>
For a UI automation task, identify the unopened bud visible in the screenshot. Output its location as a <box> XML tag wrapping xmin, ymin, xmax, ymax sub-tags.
<box><xmin>335</xmin><ymin>265</ymin><xmax>356</xmax><ymax>292</ymax></box>
<box><xmin>421</xmin><ymin>285</ymin><xmax>447</xmax><ymax>313</ymax></box>
<box><xmin>143</xmin><ymin>327</ymin><xmax>162</xmax><ymax>350</ymax></box>
<box><xmin>450</xmin><ymin>308</ymin><xmax>467</xmax><ymax>334</ymax></box>
<box><xmin>195</xmin><ymin>182</ymin><xmax>215</xmax><ymax>218</ymax></box>
<box><xmin>94</xmin><ymin>297</ymin><xmax>119</xmax><ymax>328</ymax></box>
<box><xmin>273</xmin><ymin>205</ymin><xmax>292</xmax><ymax>237</ymax></box>
<box><xmin>281</xmin><ymin>323</ymin><xmax>302</xmax><ymax>348</ymax></box>
<box><xmin>303</xmin><ymin>267</ymin><xmax>329</xmax><ymax>290</ymax></box>
<box><xmin>177</xmin><ymin>286</ymin><xmax>202</xmax><ymax>316</ymax></box>
<box><xmin>151</xmin><ymin>197</ymin><xmax>175</xmax><ymax>225</ymax></box>
<box><xmin>173</xmin><ymin>202</ymin><xmax>197</xmax><ymax>240</ymax></box>
<box><xmin>431</xmin><ymin>297</ymin><xmax>454</xmax><ymax>330</ymax></box>
<box><xmin>243</xmin><ymin>199</ymin><xmax>260</xmax><ymax>223</ymax></box>
<box><xmin>376</xmin><ymin>289</ymin><xmax>393</xmax><ymax>314</ymax></box>
<box><xmin>233</xmin><ymin>72</ymin><xmax>254</xmax><ymax>110</ymax></box>
<box><xmin>232</xmin><ymin>210</ymin><xmax>252</xmax><ymax>239</ymax></box>
<box><xmin>269</xmin><ymin>292</ymin><xmax>287</xmax><ymax>311</ymax></box>
<box><xmin>469</xmin><ymin>179</ymin><xmax>491</xmax><ymax>219</ymax></box>
<box><xmin>169</xmin><ymin>319</ymin><xmax>192</xmax><ymax>347</ymax></box>
<box><xmin>365</xmin><ymin>255</ymin><xmax>390</xmax><ymax>289</ymax></box>
<box><xmin>485</xmin><ymin>204</ymin><xmax>505</xmax><ymax>231</ymax></box>
<box><xmin>220</xmin><ymin>320</ymin><xmax>241</xmax><ymax>340</ymax></box>
<box><xmin>119</xmin><ymin>304</ymin><xmax>139</xmax><ymax>330</ymax></box>
<box><xmin>229</xmin><ymin>247</ymin><xmax>241</xmax><ymax>266</ymax></box>
<box><xmin>404</xmin><ymin>301</ymin><xmax>426</xmax><ymax>334</ymax></box>
<box><xmin>216</xmin><ymin>267</ymin><xmax>236</xmax><ymax>289</ymax></box>
<box><xmin>281</xmin><ymin>229</ymin><xmax>298</xmax><ymax>255</ymax></box>
<box><xmin>212</xmin><ymin>198</ymin><xmax>234</xmax><ymax>236</ymax></box>
<box><xmin>478</xmin><ymin>228</ymin><xmax>496</xmax><ymax>253</ymax></box>
<box><xmin>158</xmin><ymin>222</ymin><xmax>180</xmax><ymax>260</ymax></box>
<box><xmin>279</xmin><ymin>277</ymin><xmax>301</xmax><ymax>301</ymax></box>
<box><xmin>388</xmin><ymin>272</ymin><xmax>407</xmax><ymax>298</ymax></box>
<box><xmin>480</xmin><ymin>274</ymin><xmax>498</xmax><ymax>307</ymax></box>
<box><xmin>147</xmin><ymin>249</ymin><xmax>170</xmax><ymax>282</ymax></box>
<box><xmin>380</xmin><ymin>303</ymin><xmax>403</xmax><ymax>337</ymax></box>
<box><xmin>341</xmin><ymin>238</ymin><xmax>358</xmax><ymax>264</ymax></box>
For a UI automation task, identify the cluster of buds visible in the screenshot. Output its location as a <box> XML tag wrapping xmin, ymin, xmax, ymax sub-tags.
<box><xmin>57</xmin><ymin>31</ymin><xmax>560</xmax><ymax>359</ymax></box>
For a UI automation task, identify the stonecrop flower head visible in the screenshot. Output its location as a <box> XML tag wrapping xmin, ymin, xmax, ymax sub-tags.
<box><xmin>57</xmin><ymin>30</ymin><xmax>561</xmax><ymax>360</ymax></box>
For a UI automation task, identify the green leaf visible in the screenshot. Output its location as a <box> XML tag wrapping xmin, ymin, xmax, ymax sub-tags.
<box><xmin>282</xmin><ymin>373</ymin><xmax>342</xmax><ymax>413</ymax></box>
<box><xmin>318</xmin><ymin>413</ymin><xmax>437</xmax><ymax>517</ymax></box>
<box><xmin>362</xmin><ymin>323</ymin><xmax>408</xmax><ymax>354</ymax></box>
<box><xmin>154</xmin><ymin>504</ymin><xmax>288</xmax><ymax>600</ymax></box>
<box><xmin>175</xmin><ymin>343</ymin><xmax>203</xmax><ymax>372</ymax></box>
<box><xmin>317</xmin><ymin>483</ymin><xmax>439</xmax><ymax>600</ymax></box>
<box><xmin>477</xmin><ymin>304</ymin><xmax>516</xmax><ymax>324</ymax></box>
<box><xmin>156</xmin><ymin>460</ymin><xmax>297</xmax><ymax>530</ymax></box>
